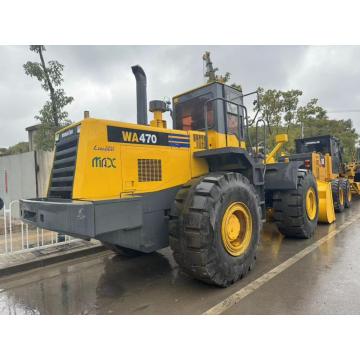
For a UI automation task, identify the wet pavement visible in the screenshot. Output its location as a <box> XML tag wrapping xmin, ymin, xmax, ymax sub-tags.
<box><xmin>1</xmin><ymin>200</ymin><xmax>360</xmax><ymax>315</ymax></box>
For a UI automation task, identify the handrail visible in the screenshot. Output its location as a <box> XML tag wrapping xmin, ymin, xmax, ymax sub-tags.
<box><xmin>255</xmin><ymin>118</ymin><xmax>266</xmax><ymax>158</ymax></box>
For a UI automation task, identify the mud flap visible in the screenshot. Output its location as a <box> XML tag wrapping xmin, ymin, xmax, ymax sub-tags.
<box><xmin>317</xmin><ymin>180</ymin><xmax>336</xmax><ymax>224</ymax></box>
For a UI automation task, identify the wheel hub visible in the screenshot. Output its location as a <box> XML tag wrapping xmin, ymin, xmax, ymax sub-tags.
<box><xmin>221</xmin><ymin>202</ymin><xmax>252</xmax><ymax>257</ymax></box>
<box><xmin>306</xmin><ymin>187</ymin><xmax>317</xmax><ymax>221</ymax></box>
<box><xmin>226</xmin><ymin>214</ymin><xmax>241</xmax><ymax>240</ymax></box>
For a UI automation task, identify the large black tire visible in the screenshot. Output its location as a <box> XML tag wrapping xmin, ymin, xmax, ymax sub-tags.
<box><xmin>272</xmin><ymin>171</ymin><xmax>318</xmax><ymax>239</ymax></box>
<box><xmin>169</xmin><ymin>172</ymin><xmax>262</xmax><ymax>288</ymax></box>
<box><xmin>341</xmin><ymin>178</ymin><xmax>352</xmax><ymax>209</ymax></box>
<box><xmin>332</xmin><ymin>179</ymin><xmax>345</xmax><ymax>213</ymax></box>
<box><xmin>102</xmin><ymin>243</ymin><xmax>145</xmax><ymax>257</ymax></box>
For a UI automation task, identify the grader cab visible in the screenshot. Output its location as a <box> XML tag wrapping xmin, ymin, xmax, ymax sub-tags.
<box><xmin>19</xmin><ymin>54</ymin><xmax>355</xmax><ymax>287</ymax></box>
<box><xmin>291</xmin><ymin>135</ymin><xmax>352</xmax><ymax>215</ymax></box>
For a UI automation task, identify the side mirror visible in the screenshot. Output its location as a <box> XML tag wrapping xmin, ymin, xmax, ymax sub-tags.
<box><xmin>0</xmin><ymin>198</ymin><xmax>4</xmax><ymax>211</ymax></box>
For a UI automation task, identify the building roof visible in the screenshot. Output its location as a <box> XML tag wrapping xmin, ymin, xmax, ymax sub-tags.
<box><xmin>25</xmin><ymin>124</ymin><xmax>41</xmax><ymax>131</ymax></box>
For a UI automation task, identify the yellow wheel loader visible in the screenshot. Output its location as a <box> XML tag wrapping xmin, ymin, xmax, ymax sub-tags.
<box><xmin>19</xmin><ymin>59</ymin><xmax>349</xmax><ymax>287</ymax></box>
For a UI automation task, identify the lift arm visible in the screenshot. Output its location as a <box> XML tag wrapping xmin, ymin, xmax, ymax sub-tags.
<box><xmin>265</xmin><ymin>134</ymin><xmax>288</xmax><ymax>164</ymax></box>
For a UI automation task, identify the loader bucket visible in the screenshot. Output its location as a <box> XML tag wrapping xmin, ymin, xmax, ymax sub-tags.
<box><xmin>317</xmin><ymin>180</ymin><xmax>336</xmax><ymax>224</ymax></box>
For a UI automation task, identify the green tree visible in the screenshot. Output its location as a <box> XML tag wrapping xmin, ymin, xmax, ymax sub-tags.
<box><xmin>23</xmin><ymin>45</ymin><xmax>73</xmax><ymax>151</ymax></box>
<box><xmin>256</xmin><ymin>88</ymin><xmax>303</xmax><ymax>133</ymax></box>
<box><xmin>256</xmin><ymin>88</ymin><xmax>283</xmax><ymax>133</ymax></box>
<box><xmin>254</xmin><ymin>88</ymin><xmax>358</xmax><ymax>160</ymax></box>
<box><xmin>296</xmin><ymin>98</ymin><xmax>327</xmax><ymax>137</ymax></box>
<box><xmin>0</xmin><ymin>142</ymin><xmax>29</xmax><ymax>156</ymax></box>
<box><xmin>282</xmin><ymin>89</ymin><xmax>303</xmax><ymax>131</ymax></box>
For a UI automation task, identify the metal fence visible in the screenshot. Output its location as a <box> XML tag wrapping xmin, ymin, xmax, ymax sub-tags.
<box><xmin>1</xmin><ymin>200</ymin><xmax>80</xmax><ymax>255</ymax></box>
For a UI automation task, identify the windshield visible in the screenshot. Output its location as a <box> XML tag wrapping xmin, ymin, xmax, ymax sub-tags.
<box><xmin>174</xmin><ymin>92</ymin><xmax>214</xmax><ymax>131</ymax></box>
<box><xmin>300</xmin><ymin>140</ymin><xmax>330</xmax><ymax>154</ymax></box>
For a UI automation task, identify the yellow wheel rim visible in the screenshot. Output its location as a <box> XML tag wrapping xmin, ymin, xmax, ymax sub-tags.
<box><xmin>306</xmin><ymin>187</ymin><xmax>317</xmax><ymax>221</ymax></box>
<box><xmin>339</xmin><ymin>188</ymin><xmax>344</xmax><ymax>205</ymax></box>
<box><xmin>221</xmin><ymin>202</ymin><xmax>252</xmax><ymax>257</ymax></box>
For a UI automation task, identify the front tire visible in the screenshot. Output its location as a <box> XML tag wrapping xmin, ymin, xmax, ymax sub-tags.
<box><xmin>169</xmin><ymin>172</ymin><xmax>261</xmax><ymax>288</ymax></box>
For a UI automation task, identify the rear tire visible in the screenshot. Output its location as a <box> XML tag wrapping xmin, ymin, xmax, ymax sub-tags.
<box><xmin>332</xmin><ymin>179</ymin><xmax>345</xmax><ymax>213</ymax></box>
<box><xmin>169</xmin><ymin>172</ymin><xmax>262</xmax><ymax>288</ymax></box>
<box><xmin>272</xmin><ymin>172</ymin><xmax>319</xmax><ymax>239</ymax></box>
<box><xmin>341</xmin><ymin>179</ymin><xmax>352</xmax><ymax>209</ymax></box>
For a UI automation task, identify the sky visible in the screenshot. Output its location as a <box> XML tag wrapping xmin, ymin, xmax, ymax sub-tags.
<box><xmin>1</xmin><ymin>45</ymin><xmax>360</xmax><ymax>148</ymax></box>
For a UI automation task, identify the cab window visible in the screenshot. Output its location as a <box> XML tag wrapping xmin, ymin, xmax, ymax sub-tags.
<box><xmin>225</xmin><ymin>87</ymin><xmax>242</xmax><ymax>138</ymax></box>
<box><xmin>174</xmin><ymin>92</ymin><xmax>214</xmax><ymax>131</ymax></box>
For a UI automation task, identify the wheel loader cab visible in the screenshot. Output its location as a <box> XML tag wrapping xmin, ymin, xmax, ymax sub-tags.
<box><xmin>172</xmin><ymin>82</ymin><xmax>246</xmax><ymax>149</ymax></box>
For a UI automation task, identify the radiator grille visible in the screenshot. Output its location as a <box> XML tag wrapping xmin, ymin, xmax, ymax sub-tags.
<box><xmin>138</xmin><ymin>159</ymin><xmax>162</xmax><ymax>182</ymax></box>
<box><xmin>48</xmin><ymin>132</ymin><xmax>79</xmax><ymax>199</ymax></box>
<box><xmin>193</xmin><ymin>134</ymin><xmax>206</xmax><ymax>149</ymax></box>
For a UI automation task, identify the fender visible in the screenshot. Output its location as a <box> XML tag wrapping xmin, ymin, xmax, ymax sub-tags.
<box><xmin>265</xmin><ymin>161</ymin><xmax>304</xmax><ymax>191</ymax></box>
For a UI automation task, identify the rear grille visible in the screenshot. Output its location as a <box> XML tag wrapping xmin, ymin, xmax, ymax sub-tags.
<box><xmin>48</xmin><ymin>133</ymin><xmax>79</xmax><ymax>199</ymax></box>
<box><xmin>138</xmin><ymin>159</ymin><xmax>162</xmax><ymax>182</ymax></box>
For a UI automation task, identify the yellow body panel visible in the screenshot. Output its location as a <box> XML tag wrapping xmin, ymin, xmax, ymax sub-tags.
<box><xmin>64</xmin><ymin>118</ymin><xmax>214</xmax><ymax>201</ymax></box>
<box><xmin>311</xmin><ymin>153</ymin><xmax>326</xmax><ymax>181</ymax></box>
<box><xmin>317</xmin><ymin>180</ymin><xmax>336</xmax><ymax>224</ymax></box>
<box><xmin>309</xmin><ymin>153</ymin><xmax>337</xmax><ymax>224</ymax></box>
<box><xmin>207</xmin><ymin>130</ymin><xmax>246</xmax><ymax>149</ymax></box>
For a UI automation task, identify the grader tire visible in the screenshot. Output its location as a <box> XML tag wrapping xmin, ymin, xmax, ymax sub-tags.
<box><xmin>341</xmin><ymin>179</ymin><xmax>352</xmax><ymax>209</ymax></box>
<box><xmin>169</xmin><ymin>172</ymin><xmax>261</xmax><ymax>288</ymax></box>
<box><xmin>332</xmin><ymin>179</ymin><xmax>345</xmax><ymax>213</ymax></box>
<box><xmin>273</xmin><ymin>172</ymin><xmax>318</xmax><ymax>239</ymax></box>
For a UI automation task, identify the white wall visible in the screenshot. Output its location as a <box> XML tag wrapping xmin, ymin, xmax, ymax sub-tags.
<box><xmin>0</xmin><ymin>152</ymin><xmax>37</xmax><ymax>217</ymax></box>
<box><xmin>0</xmin><ymin>150</ymin><xmax>54</xmax><ymax>218</ymax></box>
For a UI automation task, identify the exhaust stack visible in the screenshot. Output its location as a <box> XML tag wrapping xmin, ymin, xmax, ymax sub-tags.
<box><xmin>131</xmin><ymin>65</ymin><xmax>148</xmax><ymax>125</ymax></box>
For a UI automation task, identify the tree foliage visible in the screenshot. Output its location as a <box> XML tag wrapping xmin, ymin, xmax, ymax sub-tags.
<box><xmin>253</xmin><ymin>88</ymin><xmax>359</xmax><ymax>162</ymax></box>
<box><xmin>203</xmin><ymin>51</ymin><xmax>242</xmax><ymax>90</ymax></box>
<box><xmin>23</xmin><ymin>46</ymin><xmax>73</xmax><ymax>151</ymax></box>
<box><xmin>256</xmin><ymin>87</ymin><xmax>303</xmax><ymax>133</ymax></box>
<box><xmin>0</xmin><ymin>142</ymin><xmax>29</xmax><ymax>156</ymax></box>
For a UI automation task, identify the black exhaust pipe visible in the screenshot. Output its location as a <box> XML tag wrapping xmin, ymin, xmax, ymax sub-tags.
<box><xmin>131</xmin><ymin>65</ymin><xmax>148</xmax><ymax>125</ymax></box>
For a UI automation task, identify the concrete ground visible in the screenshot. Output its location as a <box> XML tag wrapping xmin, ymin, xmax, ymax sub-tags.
<box><xmin>1</xmin><ymin>200</ymin><xmax>360</xmax><ymax>315</ymax></box>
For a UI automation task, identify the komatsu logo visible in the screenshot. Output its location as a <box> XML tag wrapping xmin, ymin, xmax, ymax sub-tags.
<box><xmin>92</xmin><ymin>157</ymin><xmax>116</xmax><ymax>168</ymax></box>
